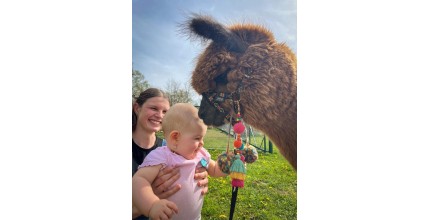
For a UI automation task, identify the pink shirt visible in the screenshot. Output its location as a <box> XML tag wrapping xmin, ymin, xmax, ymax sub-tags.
<box><xmin>139</xmin><ymin>146</ymin><xmax>211</xmax><ymax>220</ymax></box>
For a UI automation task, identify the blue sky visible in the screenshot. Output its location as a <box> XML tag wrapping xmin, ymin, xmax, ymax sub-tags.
<box><xmin>132</xmin><ymin>0</ymin><xmax>296</xmax><ymax>101</ymax></box>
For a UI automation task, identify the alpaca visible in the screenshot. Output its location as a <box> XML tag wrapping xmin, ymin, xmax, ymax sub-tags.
<box><xmin>184</xmin><ymin>14</ymin><xmax>297</xmax><ymax>170</ymax></box>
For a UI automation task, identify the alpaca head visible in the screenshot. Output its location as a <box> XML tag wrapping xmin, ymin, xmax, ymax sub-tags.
<box><xmin>185</xmin><ymin>14</ymin><xmax>297</xmax><ymax>169</ymax></box>
<box><xmin>185</xmin><ymin>14</ymin><xmax>291</xmax><ymax>126</ymax></box>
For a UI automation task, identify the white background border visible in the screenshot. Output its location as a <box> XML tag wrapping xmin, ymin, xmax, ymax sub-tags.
<box><xmin>1</xmin><ymin>0</ymin><xmax>429</xmax><ymax>219</ymax></box>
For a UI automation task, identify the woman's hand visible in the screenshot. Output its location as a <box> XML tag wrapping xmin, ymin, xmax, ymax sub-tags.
<box><xmin>194</xmin><ymin>167</ymin><xmax>209</xmax><ymax>195</ymax></box>
<box><xmin>152</xmin><ymin>166</ymin><xmax>181</xmax><ymax>199</ymax></box>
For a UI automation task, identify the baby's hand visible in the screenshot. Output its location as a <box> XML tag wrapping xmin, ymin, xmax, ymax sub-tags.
<box><xmin>149</xmin><ymin>199</ymin><xmax>178</xmax><ymax>220</ymax></box>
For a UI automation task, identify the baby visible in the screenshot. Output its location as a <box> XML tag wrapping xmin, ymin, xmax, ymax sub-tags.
<box><xmin>132</xmin><ymin>103</ymin><xmax>226</xmax><ymax>220</ymax></box>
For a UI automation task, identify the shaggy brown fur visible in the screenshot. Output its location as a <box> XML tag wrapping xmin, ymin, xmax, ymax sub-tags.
<box><xmin>185</xmin><ymin>15</ymin><xmax>297</xmax><ymax>170</ymax></box>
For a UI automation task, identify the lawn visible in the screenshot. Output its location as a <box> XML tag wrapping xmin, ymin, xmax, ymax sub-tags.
<box><xmin>201</xmin><ymin>127</ymin><xmax>297</xmax><ymax>220</ymax></box>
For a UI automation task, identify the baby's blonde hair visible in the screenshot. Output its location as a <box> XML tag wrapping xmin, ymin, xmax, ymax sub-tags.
<box><xmin>162</xmin><ymin>103</ymin><xmax>207</xmax><ymax>138</ymax></box>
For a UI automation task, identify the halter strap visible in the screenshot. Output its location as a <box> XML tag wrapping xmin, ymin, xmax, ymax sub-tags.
<box><xmin>202</xmin><ymin>89</ymin><xmax>241</xmax><ymax>121</ymax></box>
<box><xmin>202</xmin><ymin>73</ymin><xmax>250</xmax><ymax>123</ymax></box>
<box><xmin>202</xmin><ymin>91</ymin><xmax>234</xmax><ymax>113</ymax></box>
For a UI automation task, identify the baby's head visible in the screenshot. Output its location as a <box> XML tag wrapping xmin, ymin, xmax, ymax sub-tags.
<box><xmin>162</xmin><ymin>103</ymin><xmax>208</xmax><ymax>159</ymax></box>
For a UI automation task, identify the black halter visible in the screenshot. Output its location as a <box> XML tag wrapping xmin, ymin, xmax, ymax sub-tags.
<box><xmin>201</xmin><ymin>71</ymin><xmax>251</xmax><ymax>123</ymax></box>
<box><xmin>202</xmin><ymin>91</ymin><xmax>232</xmax><ymax>113</ymax></box>
<box><xmin>202</xmin><ymin>90</ymin><xmax>241</xmax><ymax>122</ymax></box>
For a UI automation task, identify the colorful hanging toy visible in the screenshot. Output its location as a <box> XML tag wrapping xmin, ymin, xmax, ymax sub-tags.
<box><xmin>229</xmin><ymin>154</ymin><xmax>246</xmax><ymax>187</ymax></box>
<box><xmin>216</xmin><ymin>100</ymin><xmax>259</xmax><ymax>220</ymax></box>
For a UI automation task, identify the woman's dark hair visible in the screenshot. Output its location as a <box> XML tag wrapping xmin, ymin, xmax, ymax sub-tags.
<box><xmin>132</xmin><ymin>88</ymin><xmax>169</xmax><ymax>132</ymax></box>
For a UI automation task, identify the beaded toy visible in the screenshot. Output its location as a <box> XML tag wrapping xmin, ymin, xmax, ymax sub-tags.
<box><xmin>216</xmin><ymin>100</ymin><xmax>258</xmax><ymax>219</ymax></box>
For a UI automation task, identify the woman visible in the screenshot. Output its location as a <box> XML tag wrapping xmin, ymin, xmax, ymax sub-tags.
<box><xmin>132</xmin><ymin>88</ymin><xmax>209</xmax><ymax>219</ymax></box>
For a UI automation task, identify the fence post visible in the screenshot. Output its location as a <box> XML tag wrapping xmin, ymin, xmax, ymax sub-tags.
<box><xmin>263</xmin><ymin>135</ymin><xmax>267</xmax><ymax>152</ymax></box>
<box><xmin>269</xmin><ymin>141</ymin><xmax>273</xmax><ymax>153</ymax></box>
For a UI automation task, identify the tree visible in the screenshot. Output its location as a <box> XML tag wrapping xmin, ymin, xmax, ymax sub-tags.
<box><xmin>165</xmin><ymin>79</ymin><xmax>192</xmax><ymax>106</ymax></box>
<box><xmin>132</xmin><ymin>69</ymin><xmax>149</xmax><ymax>99</ymax></box>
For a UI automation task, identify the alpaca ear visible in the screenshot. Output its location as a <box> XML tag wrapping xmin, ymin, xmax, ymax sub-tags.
<box><xmin>189</xmin><ymin>15</ymin><xmax>248</xmax><ymax>53</ymax></box>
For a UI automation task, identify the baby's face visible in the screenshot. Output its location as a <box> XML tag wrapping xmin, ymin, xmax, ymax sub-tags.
<box><xmin>175</xmin><ymin>124</ymin><xmax>207</xmax><ymax>160</ymax></box>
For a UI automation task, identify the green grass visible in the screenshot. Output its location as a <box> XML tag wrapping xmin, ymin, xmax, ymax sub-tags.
<box><xmin>201</xmin><ymin>128</ymin><xmax>297</xmax><ymax>220</ymax></box>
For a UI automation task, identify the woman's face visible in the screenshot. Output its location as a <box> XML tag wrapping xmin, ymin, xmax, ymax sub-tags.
<box><xmin>135</xmin><ymin>97</ymin><xmax>170</xmax><ymax>133</ymax></box>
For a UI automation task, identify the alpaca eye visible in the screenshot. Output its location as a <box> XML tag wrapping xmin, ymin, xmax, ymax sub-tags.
<box><xmin>214</xmin><ymin>70</ymin><xmax>230</xmax><ymax>84</ymax></box>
